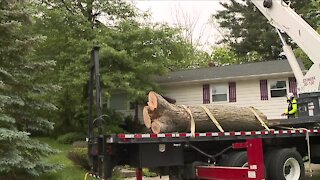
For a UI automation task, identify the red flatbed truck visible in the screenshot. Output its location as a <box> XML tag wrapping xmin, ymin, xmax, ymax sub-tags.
<box><xmin>88</xmin><ymin>116</ymin><xmax>320</xmax><ymax>180</ymax></box>
<box><xmin>87</xmin><ymin>0</ymin><xmax>320</xmax><ymax>179</ymax></box>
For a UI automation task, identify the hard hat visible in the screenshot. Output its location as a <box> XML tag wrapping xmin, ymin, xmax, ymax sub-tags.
<box><xmin>287</xmin><ymin>92</ymin><xmax>294</xmax><ymax>100</ymax></box>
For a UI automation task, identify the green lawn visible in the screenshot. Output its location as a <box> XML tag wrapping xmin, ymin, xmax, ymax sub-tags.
<box><xmin>34</xmin><ymin>137</ymin><xmax>95</xmax><ymax>180</ymax></box>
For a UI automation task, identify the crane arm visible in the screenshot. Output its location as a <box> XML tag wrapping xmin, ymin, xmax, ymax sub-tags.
<box><xmin>251</xmin><ymin>0</ymin><xmax>320</xmax><ymax>93</ymax></box>
<box><xmin>252</xmin><ymin>0</ymin><xmax>320</xmax><ymax>65</ymax></box>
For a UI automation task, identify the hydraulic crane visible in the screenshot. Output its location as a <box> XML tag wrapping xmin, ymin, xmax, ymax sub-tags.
<box><xmin>251</xmin><ymin>0</ymin><xmax>320</xmax><ymax>118</ymax></box>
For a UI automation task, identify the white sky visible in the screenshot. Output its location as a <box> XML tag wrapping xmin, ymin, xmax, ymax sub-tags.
<box><xmin>132</xmin><ymin>0</ymin><xmax>226</xmax><ymax>52</ymax></box>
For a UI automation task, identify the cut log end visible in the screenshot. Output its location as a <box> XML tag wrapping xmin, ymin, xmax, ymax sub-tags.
<box><xmin>148</xmin><ymin>91</ymin><xmax>158</xmax><ymax>111</ymax></box>
<box><xmin>143</xmin><ymin>106</ymin><xmax>152</xmax><ymax>128</ymax></box>
<box><xmin>151</xmin><ymin>120</ymin><xmax>167</xmax><ymax>134</ymax></box>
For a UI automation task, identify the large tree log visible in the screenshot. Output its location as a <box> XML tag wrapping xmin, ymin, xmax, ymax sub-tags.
<box><xmin>145</xmin><ymin>91</ymin><xmax>269</xmax><ymax>134</ymax></box>
<box><xmin>143</xmin><ymin>106</ymin><xmax>152</xmax><ymax>128</ymax></box>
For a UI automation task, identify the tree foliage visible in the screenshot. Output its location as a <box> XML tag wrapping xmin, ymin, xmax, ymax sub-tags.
<box><xmin>99</xmin><ymin>20</ymin><xmax>202</xmax><ymax>99</ymax></box>
<box><xmin>210</xmin><ymin>45</ymin><xmax>238</xmax><ymax>65</ymax></box>
<box><xmin>212</xmin><ymin>0</ymin><xmax>318</xmax><ymax>64</ymax></box>
<box><xmin>30</xmin><ymin>0</ymin><xmax>200</xmax><ymax>134</ymax></box>
<box><xmin>0</xmin><ymin>0</ymin><xmax>58</xmax><ymax>177</ymax></box>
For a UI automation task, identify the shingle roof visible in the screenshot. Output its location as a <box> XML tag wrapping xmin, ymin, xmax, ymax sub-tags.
<box><xmin>156</xmin><ymin>60</ymin><xmax>305</xmax><ymax>84</ymax></box>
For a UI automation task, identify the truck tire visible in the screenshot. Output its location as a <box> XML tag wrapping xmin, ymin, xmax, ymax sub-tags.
<box><xmin>169</xmin><ymin>167</ymin><xmax>184</xmax><ymax>180</ymax></box>
<box><xmin>183</xmin><ymin>161</ymin><xmax>208</xmax><ymax>180</ymax></box>
<box><xmin>264</xmin><ymin>149</ymin><xmax>276</xmax><ymax>180</ymax></box>
<box><xmin>268</xmin><ymin>148</ymin><xmax>305</xmax><ymax>180</ymax></box>
<box><xmin>220</xmin><ymin>151</ymin><xmax>248</xmax><ymax>167</ymax></box>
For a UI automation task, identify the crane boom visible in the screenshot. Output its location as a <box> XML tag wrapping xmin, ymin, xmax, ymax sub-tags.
<box><xmin>251</xmin><ymin>0</ymin><xmax>320</xmax><ymax>93</ymax></box>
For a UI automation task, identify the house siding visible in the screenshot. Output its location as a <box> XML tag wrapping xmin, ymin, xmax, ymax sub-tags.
<box><xmin>229</xmin><ymin>79</ymin><xmax>287</xmax><ymax>119</ymax></box>
<box><xmin>163</xmin><ymin>85</ymin><xmax>203</xmax><ymax>105</ymax></box>
<box><xmin>161</xmin><ymin>78</ymin><xmax>290</xmax><ymax>120</ymax></box>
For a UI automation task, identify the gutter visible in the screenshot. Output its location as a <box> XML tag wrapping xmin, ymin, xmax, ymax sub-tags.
<box><xmin>158</xmin><ymin>72</ymin><xmax>295</xmax><ymax>86</ymax></box>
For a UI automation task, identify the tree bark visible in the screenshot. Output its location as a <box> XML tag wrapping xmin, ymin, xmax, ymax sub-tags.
<box><xmin>146</xmin><ymin>91</ymin><xmax>269</xmax><ymax>134</ymax></box>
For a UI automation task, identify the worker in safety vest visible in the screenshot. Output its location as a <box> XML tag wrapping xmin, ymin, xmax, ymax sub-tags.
<box><xmin>281</xmin><ymin>92</ymin><xmax>298</xmax><ymax>118</ymax></box>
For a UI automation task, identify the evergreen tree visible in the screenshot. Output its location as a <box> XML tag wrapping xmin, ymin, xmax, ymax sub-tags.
<box><xmin>212</xmin><ymin>0</ymin><xmax>316</xmax><ymax>63</ymax></box>
<box><xmin>0</xmin><ymin>0</ymin><xmax>58</xmax><ymax>177</ymax></box>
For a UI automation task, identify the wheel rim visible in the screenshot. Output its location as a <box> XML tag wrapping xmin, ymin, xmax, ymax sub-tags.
<box><xmin>283</xmin><ymin>158</ymin><xmax>300</xmax><ymax>180</ymax></box>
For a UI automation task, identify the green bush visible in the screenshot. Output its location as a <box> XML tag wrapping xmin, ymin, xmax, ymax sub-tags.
<box><xmin>57</xmin><ymin>132</ymin><xmax>86</xmax><ymax>144</ymax></box>
<box><xmin>72</xmin><ymin>140</ymin><xmax>87</xmax><ymax>148</ymax></box>
<box><xmin>143</xmin><ymin>168</ymin><xmax>158</xmax><ymax>177</ymax></box>
<box><xmin>67</xmin><ymin>148</ymin><xmax>90</xmax><ymax>170</ymax></box>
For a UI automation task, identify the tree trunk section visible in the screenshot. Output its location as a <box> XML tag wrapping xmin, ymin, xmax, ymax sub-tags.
<box><xmin>143</xmin><ymin>106</ymin><xmax>151</xmax><ymax>129</ymax></box>
<box><xmin>146</xmin><ymin>92</ymin><xmax>269</xmax><ymax>134</ymax></box>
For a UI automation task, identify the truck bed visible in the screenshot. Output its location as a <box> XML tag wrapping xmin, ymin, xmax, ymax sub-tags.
<box><xmin>108</xmin><ymin>116</ymin><xmax>320</xmax><ymax>144</ymax></box>
<box><xmin>109</xmin><ymin>128</ymin><xmax>320</xmax><ymax>144</ymax></box>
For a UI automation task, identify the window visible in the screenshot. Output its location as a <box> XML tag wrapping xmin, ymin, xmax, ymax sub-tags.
<box><xmin>270</xmin><ymin>80</ymin><xmax>287</xmax><ymax>97</ymax></box>
<box><xmin>212</xmin><ymin>84</ymin><xmax>228</xmax><ymax>102</ymax></box>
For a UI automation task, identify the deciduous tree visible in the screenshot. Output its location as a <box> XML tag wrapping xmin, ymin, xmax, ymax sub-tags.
<box><xmin>31</xmin><ymin>0</ymin><xmax>202</xmax><ymax>134</ymax></box>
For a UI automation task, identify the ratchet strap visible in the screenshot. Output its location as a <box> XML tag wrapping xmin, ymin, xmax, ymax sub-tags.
<box><xmin>200</xmin><ymin>105</ymin><xmax>224</xmax><ymax>132</ymax></box>
<box><xmin>181</xmin><ymin>105</ymin><xmax>196</xmax><ymax>137</ymax></box>
<box><xmin>249</xmin><ymin>107</ymin><xmax>270</xmax><ymax>131</ymax></box>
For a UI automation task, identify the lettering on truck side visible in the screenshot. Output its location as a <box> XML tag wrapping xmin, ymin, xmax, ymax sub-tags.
<box><xmin>303</xmin><ymin>76</ymin><xmax>316</xmax><ymax>86</ymax></box>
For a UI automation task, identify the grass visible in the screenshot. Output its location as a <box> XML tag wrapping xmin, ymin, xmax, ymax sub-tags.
<box><xmin>31</xmin><ymin>137</ymin><xmax>125</xmax><ymax>180</ymax></box>
<box><xmin>33</xmin><ymin>137</ymin><xmax>95</xmax><ymax>180</ymax></box>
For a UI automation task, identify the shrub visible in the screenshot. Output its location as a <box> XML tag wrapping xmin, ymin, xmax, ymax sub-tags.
<box><xmin>57</xmin><ymin>132</ymin><xmax>86</xmax><ymax>144</ymax></box>
<box><xmin>143</xmin><ymin>168</ymin><xmax>158</xmax><ymax>177</ymax></box>
<box><xmin>67</xmin><ymin>148</ymin><xmax>90</xmax><ymax>170</ymax></box>
<box><xmin>72</xmin><ymin>141</ymin><xmax>87</xmax><ymax>148</ymax></box>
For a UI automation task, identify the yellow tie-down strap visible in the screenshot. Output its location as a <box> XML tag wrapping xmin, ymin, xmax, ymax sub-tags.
<box><xmin>249</xmin><ymin>107</ymin><xmax>270</xmax><ymax>131</ymax></box>
<box><xmin>181</xmin><ymin>105</ymin><xmax>196</xmax><ymax>137</ymax></box>
<box><xmin>200</xmin><ymin>105</ymin><xmax>224</xmax><ymax>133</ymax></box>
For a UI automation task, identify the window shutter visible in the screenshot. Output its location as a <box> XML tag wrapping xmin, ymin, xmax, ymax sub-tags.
<box><xmin>229</xmin><ymin>82</ymin><xmax>236</xmax><ymax>102</ymax></box>
<box><xmin>260</xmin><ymin>80</ymin><xmax>268</xmax><ymax>100</ymax></box>
<box><xmin>289</xmin><ymin>77</ymin><xmax>297</xmax><ymax>96</ymax></box>
<box><xmin>203</xmin><ymin>84</ymin><xmax>210</xmax><ymax>104</ymax></box>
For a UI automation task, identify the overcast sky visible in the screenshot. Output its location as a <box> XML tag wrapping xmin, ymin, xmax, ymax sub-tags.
<box><xmin>132</xmin><ymin>0</ymin><xmax>226</xmax><ymax>52</ymax></box>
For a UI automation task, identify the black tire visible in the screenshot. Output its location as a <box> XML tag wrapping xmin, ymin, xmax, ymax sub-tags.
<box><xmin>268</xmin><ymin>148</ymin><xmax>305</xmax><ymax>180</ymax></box>
<box><xmin>169</xmin><ymin>175</ymin><xmax>188</xmax><ymax>180</ymax></box>
<box><xmin>219</xmin><ymin>151</ymin><xmax>248</xmax><ymax>167</ymax></box>
<box><xmin>169</xmin><ymin>166</ymin><xmax>183</xmax><ymax>180</ymax></box>
<box><xmin>264</xmin><ymin>149</ymin><xmax>278</xmax><ymax>180</ymax></box>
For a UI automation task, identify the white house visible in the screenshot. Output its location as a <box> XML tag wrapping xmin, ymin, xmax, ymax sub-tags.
<box><xmin>156</xmin><ymin>60</ymin><xmax>305</xmax><ymax>120</ymax></box>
